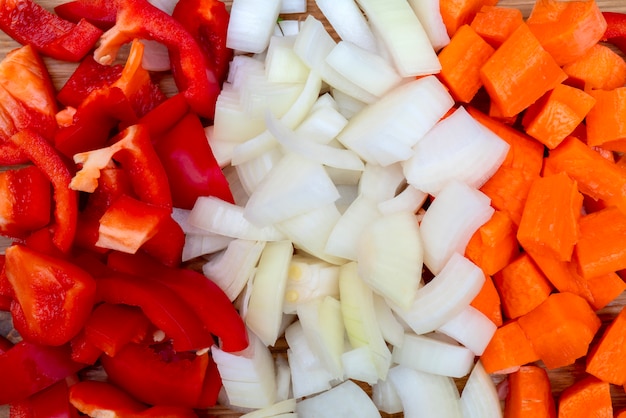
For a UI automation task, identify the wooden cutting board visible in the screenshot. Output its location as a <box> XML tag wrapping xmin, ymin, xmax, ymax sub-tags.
<box><xmin>2</xmin><ymin>1</ymin><xmax>626</xmax><ymax>417</ymax></box>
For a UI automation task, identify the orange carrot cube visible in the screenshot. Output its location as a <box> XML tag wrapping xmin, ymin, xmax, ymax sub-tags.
<box><xmin>470</xmin><ymin>273</ymin><xmax>503</xmax><ymax>327</ymax></box>
<box><xmin>480</xmin><ymin>319</ymin><xmax>540</xmax><ymax>374</ymax></box>
<box><xmin>587</xmin><ymin>307</ymin><xmax>626</xmax><ymax>385</ymax></box>
<box><xmin>563</xmin><ymin>43</ymin><xmax>626</xmax><ymax>91</ymax></box>
<box><xmin>470</xmin><ymin>5</ymin><xmax>523</xmax><ymax>48</ymax></box>
<box><xmin>586</xmin><ymin>87</ymin><xmax>626</xmax><ymax>152</ymax></box>
<box><xmin>504</xmin><ymin>365</ymin><xmax>556</xmax><ymax>418</ymax></box>
<box><xmin>557</xmin><ymin>376</ymin><xmax>612</xmax><ymax>418</ymax></box>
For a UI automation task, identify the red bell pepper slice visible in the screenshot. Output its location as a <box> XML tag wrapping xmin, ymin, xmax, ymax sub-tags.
<box><xmin>139</xmin><ymin>215</ymin><xmax>185</xmax><ymax>267</ymax></box>
<box><xmin>54</xmin><ymin>0</ymin><xmax>118</xmax><ymax>30</ymax></box>
<box><xmin>95</xmin><ymin>273</ymin><xmax>214</xmax><ymax>351</ymax></box>
<box><xmin>154</xmin><ymin>112</ymin><xmax>234</xmax><ymax>209</ymax></box>
<box><xmin>69</xmin><ymin>330</ymin><xmax>103</xmax><ymax>365</ymax></box>
<box><xmin>137</xmin><ymin>93</ymin><xmax>189</xmax><ymax>136</ymax></box>
<box><xmin>100</xmin><ymin>341</ymin><xmax>217</xmax><ymax>408</ymax></box>
<box><xmin>0</xmin><ymin>341</ymin><xmax>84</xmax><ymax>404</ymax></box>
<box><xmin>107</xmin><ymin>251</ymin><xmax>249</xmax><ymax>352</ymax></box>
<box><xmin>94</xmin><ymin>0</ymin><xmax>222</xmax><ymax>119</ymax></box>
<box><xmin>0</xmin><ymin>0</ymin><xmax>102</xmax><ymax>61</ymax></box>
<box><xmin>57</xmin><ymin>55</ymin><xmax>124</xmax><ymax>108</ymax></box>
<box><xmin>0</xmin><ymin>166</ymin><xmax>51</xmax><ymax>239</ymax></box>
<box><xmin>9</xmin><ymin>129</ymin><xmax>78</xmax><ymax>253</ymax></box>
<box><xmin>10</xmin><ymin>379</ymin><xmax>78</xmax><ymax>418</ymax></box>
<box><xmin>5</xmin><ymin>244</ymin><xmax>97</xmax><ymax>346</ymax></box>
<box><xmin>602</xmin><ymin>12</ymin><xmax>626</xmax><ymax>55</ymax></box>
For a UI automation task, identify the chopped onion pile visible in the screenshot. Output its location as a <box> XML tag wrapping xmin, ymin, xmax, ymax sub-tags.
<box><xmin>183</xmin><ymin>0</ymin><xmax>511</xmax><ymax>415</ymax></box>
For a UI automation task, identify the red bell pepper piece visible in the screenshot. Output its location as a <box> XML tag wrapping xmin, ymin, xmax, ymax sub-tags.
<box><xmin>0</xmin><ymin>166</ymin><xmax>51</xmax><ymax>239</ymax></box>
<box><xmin>139</xmin><ymin>215</ymin><xmax>185</xmax><ymax>267</ymax></box>
<box><xmin>0</xmin><ymin>0</ymin><xmax>102</xmax><ymax>61</ymax></box>
<box><xmin>95</xmin><ymin>273</ymin><xmax>214</xmax><ymax>351</ymax></box>
<box><xmin>0</xmin><ymin>45</ymin><xmax>58</xmax><ymax>165</ymax></box>
<box><xmin>172</xmin><ymin>0</ymin><xmax>233</xmax><ymax>86</ymax></box>
<box><xmin>154</xmin><ymin>112</ymin><xmax>234</xmax><ymax>209</ymax></box>
<box><xmin>10</xmin><ymin>379</ymin><xmax>78</xmax><ymax>418</ymax></box>
<box><xmin>71</xmin><ymin>124</ymin><xmax>172</xmax><ymax>209</ymax></box>
<box><xmin>137</xmin><ymin>93</ymin><xmax>190</xmax><ymax>136</ymax></box>
<box><xmin>94</xmin><ymin>0</ymin><xmax>222</xmax><ymax>119</ymax></box>
<box><xmin>100</xmin><ymin>341</ymin><xmax>218</xmax><ymax>408</ymax></box>
<box><xmin>23</xmin><ymin>228</ymin><xmax>68</xmax><ymax>259</ymax></box>
<box><xmin>69</xmin><ymin>330</ymin><xmax>103</xmax><ymax>365</ymax></box>
<box><xmin>107</xmin><ymin>251</ymin><xmax>249</xmax><ymax>352</ymax></box>
<box><xmin>5</xmin><ymin>244</ymin><xmax>97</xmax><ymax>346</ymax></box>
<box><xmin>54</xmin><ymin>0</ymin><xmax>118</xmax><ymax>30</ymax></box>
<box><xmin>9</xmin><ymin>129</ymin><xmax>78</xmax><ymax>253</ymax></box>
<box><xmin>602</xmin><ymin>12</ymin><xmax>626</xmax><ymax>55</ymax></box>
<box><xmin>57</xmin><ymin>55</ymin><xmax>124</xmax><ymax>108</ymax></box>
<box><xmin>0</xmin><ymin>341</ymin><xmax>84</xmax><ymax>404</ymax></box>
<box><xmin>0</xmin><ymin>334</ymin><xmax>13</xmax><ymax>354</ymax></box>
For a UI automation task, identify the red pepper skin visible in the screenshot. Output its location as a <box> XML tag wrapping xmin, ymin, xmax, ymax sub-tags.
<box><xmin>9</xmin><ymin>130</ymin><xmax>78</xmax><ymax>253</ymax></box>
<box><xmin>54</xmin><ymin>0</ymin><xmax>118</xmax><ymax>30</ymax></box>
<box><xmin>155</xmin><ymin>112</ymin><xmax>234</xmax><ymax>209</ymax></box>
<box><xmin>10</xmin><ymin>379</ymin><xmax>79</xmax><ymax>418</ymax></box>
<box><xmin>137</xmin><ymin>93</ymin><xmax>189</xmax><ymax>137</ymax></box>
<box><xmin>0</xmin><ymin>341</ymin><xmax>84</xmax><ymax>404</ymax></box>
<box><xmin>83</xmin><ymin>303</ymin><xmax>151</xmax><ymax>356</ymax></box>
<box><xmin>100</xmin><ymin>341</ymin><xmax>215</xmax><ymax>408</ymax></box>
<box><xmin>69</xmin><ymin>330</ymin><xmax>103</xmax><ymax>365</ymax></box>
<box><xmin>172</xmin><ymin>0</ymin><xmax>233</xmax><ymax>86</ymax></box>
<box><xmin>140</xmin><ymin>215</ymin><xmax>185</xmax><ymax>267</ymax></box>
<box><xmin>107</xmin><ymin>251</ymin><xmax>249</xmax><ymax>353</ymax></box>
<box><xmin>95</xmin><ymin>273</ymin><xmax>214</xmax><ymax>351</ymax></box>
<box><xmin>0</xmin><ymin>0</ymin><xmax>102</xmax><ymax>61</ymax></box>
<box><xmin>5</xmin><ymin>244</ymin><xmax>97</xmax><ymax>346</ymax></box>
<box><xmin>0</xmin><ymin>166</ymin><xmax>51</xmax><ymax>239</ymax></box>
<box><xmin>57</xmin><ymin>55</ymin><xmax>124</xmax><ymax>108</ymax></box>
<box><xmin>95</xmin><ymin>0</ymin><xmax>221</xmax><ymax>119</ymax></box>
<box><xmin>602</xmin><ymin>12</ymin><xmax>626</xmax><ymax>55</ymax></box>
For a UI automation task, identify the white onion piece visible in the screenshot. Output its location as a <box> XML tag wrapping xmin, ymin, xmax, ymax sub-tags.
<box><xmin>246</xmin><ymin>241</ymin><xmax>293</xmax><ymax>346</ymax></box>
<box><xmin>285</xmin><ymin>321</ymin><xmax>335</xmax><ymax>398</ymax></box>
<box><xmin>243</xmin><ymin>154</ymin><xmax>340</xmax><ymax>227</ymax></box>
<box><xmin>296</xmin><ymin>380</ymin><xmax>380</xmax><ymax>418</ymax></box>
<box><xmin>213</xmin><ymin>89</ymin><xmax>266</xmax><ymax>144</ymax></box>
<box><xmin>212</xmin><ymin>331</ymin><xmax>277</xmax><ymax>409</ymax></box>
<box><xmin>295</xmin><ymin>106</ymin><xmax>348</xmax><ymax>145</ymax></box>
<box><xmin>276</xmin><ymin>204</ymin><xmax>345</xmax><ymax>266</ymax></box>
<box><xmin>358</xmin><ymin>162</ymin><xmax>406</xmax><ymax>203</ymax></box>
<box><xmin>341</xmin><ymin>346</ymin><xmax>379</xmax><ymax>385</ymax></box>
<box><xmin>314</xmin><ymin>0</ymin><xmax>378</xmax><ymax>52</ymax></box>
<box><xmin>373</xmin><ymin>293</ymin><xmax>405</xmax><ymax>348</ymax></box>
<box><xmin>394</xmin><ymin>252</ymin><xmax>485</xmax><ymax>335</ymax></box>
<box><xmin>182</xmin><ymin>233</ymin><xmax>233</xmax><ymax>261</ymax></box>
<box><xmin>402</xmin><ymin>107</ymin><xmax>510</xmax><ymax>196</ymax></box>
<box><xmin>140</xmin><ymin>40</ymin><xmax>170</xmax><ymax>71</ymax></box>
<box><xmin>355</xmin><ymin>0</ymin><xmax>441</xmax><ymax>76</ymax></box>
<box><xmin>378</xmin><ymin>184</ymin><xmax>428</xmax><ymax>215</ymax></box>
<box><xmin>236</xmin><ymin>147</ymin><xmax>283</xmax><ymax>196</ymax></box>
<box><xmin>202</xmin><ymin>239</ymin><xmax>266</xmax><ymax>301</ymax></box>
<box><xmin>274</xmin><ymin>356</ymin><xmax>292</xmax><ymax>402</ymax></box>
<box><xmin>460</xmin><ymin>361</ymin><xmax>503</xmax><ymax>418</ymax></box>
<box><xmin>325</xmin><ymin>195</ymin><xmax>380</xmax><ymax>261</ymax></box>
<box><xmin>326</xmin><ymin>41</ymin><xmax>402</xmax><ymax>97</ymax></box>
<box><xmin>276</xmin><ymin>20</ymin><xmax>301</xmax><ymax>37</ymax></box>
<box><xmin>407</xmin><ymin>0</ymin><xmax>450</xmax><ymax>50</ymax></box>
<box><xmin>223</xmin><ymin>164</ymin><xmax>250</xmax><ymax>207</ymax></box>
<box><xmin>387</xmin><ymin>365</ymin><xmax>463</xmax><ymax>418</ymax></box>
<box><xmin>357</xmin><ymin>211</ymin><xmax>423</xmax><ymax>310</ymax></box>
<box><xmin>280</xmin><ymin>0</ymin><xmax>306</xmax><ymax>13</ymax></box>
<box><xmin>331</xmin><ymin>88</ymin><xmax>367</xmax><ymax>119</ymax></box>
<box><xmin>336</xmin><ymin>76</ymin><xmax>454</xmax><ymax>166</ymax></box>
<box><xmin>283</xmin><ymin>254</ymin><xmax>340</xmax><ymax>314</ymax></box>
<box><xmin>419</xmin><ymin>180</ymin><xmax>494</xmax><ymax>275</ymax></box>
<box><xmin>206</xmin><ymin>126</ymin><xmax>240</xmax><ymax>167</ymax></box>
<box><xmin>265</xmin><ymin>36</ymin><xmax>310</xmax><ymax>83</ymax></box>
<box><xmin>148</xmin><ymin>0</ymin><xmax>177</xmax><ymax>14</ymax></box>
<box><xmin>297</xmin><ymin>296</ymin><xmax>345</xmax><ymax>380</ymax></box>
<box><xmin>392</xmin><ymin>333</ymin><xmax>475</xmax><ymax>378</ymax></box>
<box><xmin>265</xmin><ymin>112</ymin><xmax>365</xmax><ymax>171</ymax></box>
<box><xmin>227</xmin><ymin>0</ymin><xmax>282</xmax><ymax>53</ymax></box>
<box><xmin>171</xmin><ymin>207</ymin><xmax>211</xmax><ymax>235</ymax></box>
<box><xmin>334</xmin><ymin>184</ymin><xmax>359</xmax><ymax>213</ymax></box>
<box><xmin>437</xmin><ymin>305</ymin><xmax>497</xmax><ymax>356</ymax></box>
<box><xmin>189</xmin><ymin>196</ymin><xmax>285</xmax><ymax>241</ymax></box>
<box><xmin>372</xmin><ymin>378</ymin><xmax>403</xmax><ymax>415</ymax></box>
<box><xmin>240</xmin><ymin>398</ymin><xmax>297</xmax><ymax>418</ymax></box>
<box><xmin>339</xmin><ymin>262</ymin><xmax>392</xmax><ymax>379</ymax></box>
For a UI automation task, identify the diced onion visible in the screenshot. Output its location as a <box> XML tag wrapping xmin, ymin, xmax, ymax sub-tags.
<box><xmin>372</xmin><ymin>378</ymin><xmax>403</xmax><ymax>415</ymax></box>
<box><xmin>280</xmin><ymin>0</ymin><xmax>307</xmax><ymax>13</ymax></box>
<box><xmin>296</xmin><ymin>380</ymin><xmax>381</xmax><ymax>418</ymax></box>
<box><xmin>437</xmin><ymin>305</ymin><xmax>497</xmax><ymax>356</ymax></box>
<box><xmin>314</xmin><ymin>0</ymin><xmax>378</xmax><ymax>52</ymax></box>
<box><xmin>373</xmin><ymin>294</ymin><xmax>406</xmax><ymax>348</ymax></box>
<box><xmin>407</xmin><ymin>0</ymin><xmax>450</xmax><ymax>50</ymax></box>
<box><xmin>265</xmin><ymin>36</ymin><xmax>310</xmax><ymax>83</ymax></box>
<box><xmin>227</xmin><ymin>0</ymin><xmax>282</xmax><ymax>53</ymax></box>
<box><xmin>341</xmin><ymin>346</ymin><xmax>380</xmax><ymax>385</ymax></box>
<box><xmin>460</xmin><ymin>361</ymin><xmax>504</xmax><ymax>418</ymax></box>
<box><xmin>283</xmin><ymin>254</ymin><xmax>340</xmax><ymax>314</ymax></box>
<box><xmin>240</xmin><ymin>398</ymin><xmax>297</xmax><ymax>418</ymax></box>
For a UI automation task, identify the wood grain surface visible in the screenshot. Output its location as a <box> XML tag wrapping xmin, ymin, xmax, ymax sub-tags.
<box><xmin>2</xmin><ymin>1</ymin><xmax>626</xmax><ymax>417</ymax></box>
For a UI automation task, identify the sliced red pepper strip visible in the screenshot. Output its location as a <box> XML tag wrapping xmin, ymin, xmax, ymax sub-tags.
<box><xmin>140</xmin><ymin>215</ymin><xmax>185</xmax><ymax>267</ymax></box>
<box><xmin>100</xmin><ymin>341</ymin><xmax>215</xmax><ymax>408</ymax></box>
<box><xmin>0</xmin><ymin>166</ymin><xmax>51</xmax><ymax>239</ymax></box>
<box><xmin>54</xmin><ymin>0</ymin><xmax>118</xmax><ymax>30</ymax></box>
<box><xmin>154</xmin><ymin>112</ymin><xmax>234</xmax><ymax>209</ymax></box>
<box><xmin>172</xmin><ymin>0</ymin><xmax>233</xmax><ymax>86</ymax></box>
<box><xmin>137</xmin><ymin>93</ymin><xmax>189</xmax><ymax>136</ymax></box>
<box><xmin>69</xmin><ymin>330</ymin><xmax>103</xmax><ymax>365</ymax></box>
<box><xmin>602</xmin><ymin>12</ymin><xmax>626</xmax><ymax>55</ymax></box>
<box><xmin>57</xmin><ymin>55</ymin><xmax>124</xmax><ymax>108</ymax></box>
<box><xmin>0</xmin><ymin>341</ymin><xmax>84</xmax><ymax>404</ymax></box>
<box><xmin>5</xmin><ymin>244</ymin><xmax>97</xmax><ymax>346</ymax></box>
<box><xmin>107</xmin><ymin>251</ymin><xmax>249</xmax><ymax>352</ymax></box>
<box><xmin>0</xmin><ymin>0</ymin><xmax>102</xmax><ymax>61</ymax></box>
<box><xmin>10</xmin><ymin>379</ymin><xmax>78</xmax><ymax>418</ymax></box>
<box><xmin>95</xmin><ymin>273</ymin><xmax>214</xmax><ymax>351</ymax></box>
<box><xmin>23</xmin><ymin>228</ymin><xmax>68</xmax><ymax>259</ymax></box>
<box><xmin>94</xmin><ymin>0</ymin><xmax>222</xmax><ymax>119</ymax></box>
<box><xmin>9</xmin><ymin>130</ymin><xmax>78</xmax><ymax>253</ymax></box>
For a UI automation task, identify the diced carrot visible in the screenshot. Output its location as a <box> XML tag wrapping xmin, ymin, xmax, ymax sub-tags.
<box><xmin>562</xmin><ymin>43</ymin><xmax>626</xmax><ymax>91</ymax></box>
<box><xmin>480</xmin><ymin>319</ymin><xmax>540</xmax><ymax>374</ymax></box>
<box><xmin>586</xmin><ymin>87</ymin><xmax>626</xmax><ymax>152</ymax></box>
<box><xmin>521</xmin><ymin>83</ymin><xmax>596</xmax><ymax>149</ymax></box>
<box><xmin>439</xmin><ymin>0</ymin><xmax>498</xmax><ymax>38</ymax></box>
<box><xmin>517</xmin><ymin>172</ymin><xmax>583</xmax><ymax>262</ymax></box>
<box><xmin>470</xmin><ymin>5</ymin><xmax>524</xmax><ymax>48</ymax></box>
<box><xmin>504</xmin><ymin>365</ymin><xmax>556</xmax><ymax>418</ymax></box>
<box><xmin>586</xmin><ymin>307</ymin><xmax>626</xmax><ymax>385</ymax></box>
<box><xmin>517</xmin><ymin>292</ymin><xmax>601</xmax><ymax>369</ymax></box>
<box><xmin>557</xmin><ymin>376</ymin><xmax>612</xmax><ymax>418</ymax></box>
<box><xmin>545</xmin><ymin>136</ymin><xmax>626</xmax><ymax>215</ymax></box>
<box><xmin>586</xmin><ymin>272</ymin><xmax>626</xmax><ymax>311</ymax></box>
<box><xmin>465</xmin><ymin>210</ymin><xmax>520</xmax><ymax>276</ymax></box>
<box><xmin>575</xmin><ymin>206</ymin><xmax>626</xmax><ymax>279</ymax></box>
<box><xmin>470</xmin><ymin>273</ymin><xmax>503</xmax><ymax>327</ymax></box>
<box><xmin>526</xmin><ymin>0</ymin><xmax>607</xmax><ymax>66</ymax></box>
<box><xmin>437</xmin><ymin>24</ymin><xmax>495</xmax><ymax>103</ymax></box>
<box><xmin>480</xmin><ymin>23</ymin><xmax>567</xmax><ymax>118</ymax></box>
<box><xmin>494</xmin><ymin>253</ymin><xmax>553</xmax><ymax>320</ymax></box>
